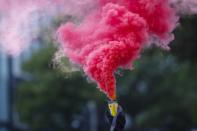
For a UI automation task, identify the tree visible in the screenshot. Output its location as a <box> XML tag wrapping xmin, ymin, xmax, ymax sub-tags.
<box><xmin>16</xmin><ymin>46</ymin><xmax>105</xmax><ymax>131</ymax></box>
<box><xmin>116</xmin><ymin>15</ymin><xmax>197</xmax><ymax>130</ymax></box>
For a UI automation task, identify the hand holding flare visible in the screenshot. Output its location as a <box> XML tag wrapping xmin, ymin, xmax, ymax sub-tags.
<box><xmin>107</xmin><ymin>101</ymin><xmax>126</xmax><ymax>131</ymax></box>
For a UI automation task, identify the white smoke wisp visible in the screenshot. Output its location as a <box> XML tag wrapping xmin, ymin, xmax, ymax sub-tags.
<box><xmin>53</xmin><ymin>48</ymin><xmax>80</xmax><ymax>73</ymax></box>
<box><xmin>170</xmin><ymin>0</ymin><xmax>197</xmax><ymax>15</ymax></box>
<box><xmin>0</xmin><ymin>0</ymin><xmax>97</xmax><ymax>55</ymax></box>
<box><xmin>0</xmin><ymin>5</ymin><xmax>41</xmax><ymax>55</ymax></box>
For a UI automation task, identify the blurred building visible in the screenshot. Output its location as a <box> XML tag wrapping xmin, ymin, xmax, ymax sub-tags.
<box><xmin>0</xmin><ymin>52</ymin><xmax>9</xmax><ymax>131</ymax></box>
<box><xmin>0</xmin><ymin>43</ymin><xmax>42</xmax><ymax>131</ymax></box>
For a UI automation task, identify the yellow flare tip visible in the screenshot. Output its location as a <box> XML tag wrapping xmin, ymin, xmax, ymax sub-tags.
<box><xmin>108</xmin><ymin>102</ymin><xmax>118</xmax><ymax>117</ymax></box>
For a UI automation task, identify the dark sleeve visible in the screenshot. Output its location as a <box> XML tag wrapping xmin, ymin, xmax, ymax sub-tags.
<box><xmin>105</xmin><ymin>110</ymin><xmax>113</xmax><ymax>125</ymax></box>
<box><xmin>113</xmin><ymin>111</ymin><xmax>126</xmax><ymax>131</ymax></box>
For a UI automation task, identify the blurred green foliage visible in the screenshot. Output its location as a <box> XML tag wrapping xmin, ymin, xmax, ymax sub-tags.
<box><xmin>172</xmin><ymin>15</ymin><xmax>197</xmax><ymax>64</ymax></box>
<box><xmin>117</xmin><ymin>51</ymin><xmax>197</xmax><ymax>130</ymax></box>
<box><xmin>16</xmin><ymin>46</ymin><xmax>105</xmax><ymax>130</ymax></box>
<box><xmin>16</xmin><ymin>16</ymin><xmax>197</xmax><ymax>131</ymax></box>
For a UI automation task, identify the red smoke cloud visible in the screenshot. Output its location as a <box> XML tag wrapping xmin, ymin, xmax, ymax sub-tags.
<box><xmin>58</xmin><ymin>0</ymin><xmax>178</xmax><ymax>100</ymax></box>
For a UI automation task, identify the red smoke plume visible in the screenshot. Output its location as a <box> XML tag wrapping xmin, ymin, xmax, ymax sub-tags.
<box><xmin>58</xmin><ymin>0</ymin><xmax>178</xmax><ymax>100</ymax></box>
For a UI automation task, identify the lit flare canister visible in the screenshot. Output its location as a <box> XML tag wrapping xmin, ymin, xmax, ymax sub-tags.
<box><xmin>108</xmin><ymin>101</ymin><xmax>119</xmax><ymax>117</ymax></box>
